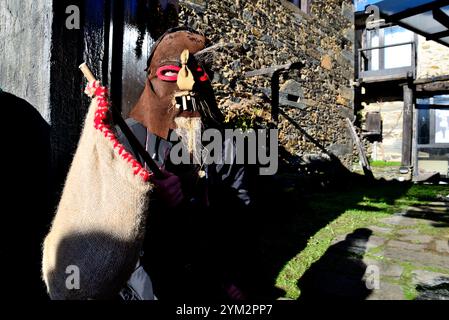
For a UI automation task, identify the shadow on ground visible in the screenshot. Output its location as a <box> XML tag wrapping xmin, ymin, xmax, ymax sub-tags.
<box><xmin>231</xmin><ymin>148</ymin><xmax>415</xmax><ymax>300</ymax></box>
<box><xmin>403</xmin><ymin>203</ymin><xmax>449</xmax><ymax>228</ymax></box>
<box><xmin>296</xmin><ymin>228</ymin><xmax>373</xmax><ymax>300</ymax></box>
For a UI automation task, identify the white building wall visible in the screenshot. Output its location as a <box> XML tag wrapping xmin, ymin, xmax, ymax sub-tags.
<box><xmin>417</xmin><ymin>35</ymin><xmax>449</xmax><ymax>79</ymax></box>
<box><xmin>362</xmin><ymin>101</ymin><xmax>403</xmax><ymax>162</ymax></box>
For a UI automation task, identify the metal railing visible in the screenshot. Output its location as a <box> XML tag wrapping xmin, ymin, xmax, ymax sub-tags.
<box><xmin>358</xmin><ymin>41</ymin><xmax>416</xmax><ymax>82</ymax></box>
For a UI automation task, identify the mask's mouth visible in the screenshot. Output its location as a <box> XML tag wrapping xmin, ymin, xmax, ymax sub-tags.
<box><xmin>172</xmin><ymin>91</ymin><xmax>203</xmax><ymax>162</ymax></box>
<box><xmin>172</xmin><ymin>89</ymin><xmax>221</xmax><ymax>130</ymax></box>
<box><xmin>174</xmin><ymin>91</ymin><xmax>200</xmax><ymax>115</ymax></box>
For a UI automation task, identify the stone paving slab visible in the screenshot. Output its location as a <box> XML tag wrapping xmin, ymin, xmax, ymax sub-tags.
<box><xmin>387</xmin><ymin>240</ymin><xmax>427</xmax><ymax>251</ymax></box>
<box><xmin>435</xmin><ymin>240</ymin><xmax>449</xmax><ymax>254</ymax></box>
<box><xmin>299</xmin><ymin>201</ymin><xmax>449</xmax><ymax>300</ymax></box>
<box><xmin>398</xmin><ymin>234</ymin><xmax>434</xmax><ymax>244</ymax></box>
<box><xmin>396</xmin><ymin>228</ymin><xmax>419</xmax><ymax>235</ymax></box>
<box><xmin>366</xmin><ymin>282</ymin><xmax>404</xmax><ymax>300</ymax></box>
<box><xmin>382</xmin><ymin>264</ymin><xmax>404</xmax><ymax>278</ymax></box>
<box><xmin>363</xmin><ymin>258</ymin><xmax>404</xmax><ymax>278</ymax></box>
<box><xmin>384</xmin><ymin>246</ymin><xmax>449</xmax><ymax>269</ymax></box>
<box><xmin>381</xmin><ymin>216</ymin><xmax>417</xmax><ymax>226</ymax></box>
<box><xmin>367</xmin><ymin>226</ymin><xmax>393</xmax><ymax>235</ymax></box>
<box><xmin>412</xmin><ymin>270</ymin><xmax>449</xmax><ymax>286</ymax></box>
<box><xmin>412</xmin><ymin>270</ymin><xmax>449</xmax><ymax>300</ymax></box>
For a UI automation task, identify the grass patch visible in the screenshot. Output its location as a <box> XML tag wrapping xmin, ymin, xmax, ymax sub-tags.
<box><xmin>405</xmin><ymin>184</ymin><xmax>449</xmax><ymax>201</ymax></box>
<box><xmin>420</xmin><ymin>265</ymin><xmax>449</xmax><ymax>275</ymax></box>
<box><xmin>366</xmin><ymin>245</ymin><xmax>385</xmax><ymax>257</ymax></box>
<box><xmin>400</xmin><ymin>263</ymin><xmax>418</xmax><ymax>300</ymax></box>
<box><xmin>370</xmin><ymin>160</ymin><xmax>402</xmax><ymax>167</ymax></box>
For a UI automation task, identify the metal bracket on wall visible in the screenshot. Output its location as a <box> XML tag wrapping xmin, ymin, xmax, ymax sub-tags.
<box><xmin>245</xmin><ymin>62</ymin><xmax>304</xmax><ymax>127</ymax></box>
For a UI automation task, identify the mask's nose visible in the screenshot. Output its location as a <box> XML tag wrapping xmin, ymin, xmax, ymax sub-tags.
<box><xmin>174</xmin><ymin>49</ymin><xmax>201</xmax><ymax>114</ymax></box>
<box><xmin>176</xmin><ymin>49</ymin><xmax>195</xmax><ymax>92</ymax></box>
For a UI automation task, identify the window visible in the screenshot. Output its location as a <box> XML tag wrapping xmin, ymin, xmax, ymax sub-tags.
<box><xmin>415</xmin><ymin>95</ymin><xmax>449</xmax><ymax>177</ymax></box>
<box><xmin>287</xmin><ymin>0</ymin><xmax>311</xmax><ymax>14</ymax></box>
<box><xmin>417</xmin><ymin>108</ymin><xmax>430</xmax><ymax>145</ymax></box>
<box><xmin>417</xmin><ymin>96</ymin><xmax>449</xmax><ymax>145</ymax></box>
<box><xmin>417</xmin><ymin>106</ymin><xmax>449</xmax><ymax>145</ymax></box>
<box><xmin>435</xmin><ymin>109</ymin><xmax>449</xmax><ymax>144</ymax></box>
<box><xmin>364</xmin><ymin>25</ymin><xmax>415</xmax><ymax>71</ymax></box>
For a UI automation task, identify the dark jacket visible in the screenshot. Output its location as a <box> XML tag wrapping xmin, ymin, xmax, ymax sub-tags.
<box><xmin>116</xmin><ymin>119</ymin><xmax>252</xmax><ymax>300</ymax></box>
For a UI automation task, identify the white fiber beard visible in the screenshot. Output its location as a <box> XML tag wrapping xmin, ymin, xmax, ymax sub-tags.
<box><xmin>174</xmin><ymin>116</ymin><xmax>203</xmax><ymax>164</ymax></box>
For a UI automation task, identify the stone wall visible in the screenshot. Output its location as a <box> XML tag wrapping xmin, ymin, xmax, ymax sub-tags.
<box><xmin>179</xmin><ymin>0</ymin><xmax>356</xmax><ymax>168</ymax></box>
<box><xmin>0</xmin><ymin>1</ymin><xmax>53</xmax><ymax>123</ymax></box>
<box><xmin>417</xmin><ymin>35</ymin><xmax>449</xmax><ymax>80</ymax></box>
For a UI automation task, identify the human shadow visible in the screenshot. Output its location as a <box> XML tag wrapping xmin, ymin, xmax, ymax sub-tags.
<box><xmin>1</xmin><ymin>91</ymin><xmax>53</xmax><ymax>300</ymax></box>
<box><xmin>296</xmin><ymin>228</ymin><xmax>373</xmax><ymax>300</ymax></box>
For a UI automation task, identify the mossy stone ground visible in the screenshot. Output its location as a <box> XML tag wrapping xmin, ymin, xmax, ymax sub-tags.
<box><xmin>274</xmin><ymin>184</ymin><xmax>449</xmax><ymax>300</ymax></box>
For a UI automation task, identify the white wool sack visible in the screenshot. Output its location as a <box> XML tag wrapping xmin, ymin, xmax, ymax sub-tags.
<box><xmin>42</xmin><ymin>84</ymin><xmax>153</xmax><ymax>300</ymax></box>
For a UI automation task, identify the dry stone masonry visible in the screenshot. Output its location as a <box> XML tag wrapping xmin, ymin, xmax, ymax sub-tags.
<box><xmin>179</xmin><ymin>0</ymin><xmax>356</xmax><ymax>168</ymax></box>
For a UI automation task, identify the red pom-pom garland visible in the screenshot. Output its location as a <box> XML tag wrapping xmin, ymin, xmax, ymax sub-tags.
<box><xmin>85</xmin><ymin>81</ymin><xmax>151</xmax><ymax>182</ymax></box>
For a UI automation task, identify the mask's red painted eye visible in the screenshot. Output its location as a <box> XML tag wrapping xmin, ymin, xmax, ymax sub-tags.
<box><xmin>196</xmin><ymin>67</ymin><xmax>209</xmax><ymax>82</ymax></box>
<box><xmin>156</xmin><ymin>65</ymin><xmax>181</xmax><ymax>82</ymax></box>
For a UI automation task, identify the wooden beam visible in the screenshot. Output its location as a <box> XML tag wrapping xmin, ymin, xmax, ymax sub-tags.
<box><xmin>345</xmin><ymin>118</ymin><xmax>373</xmax><ymax>178</ymax></box>
<box><xmin>402</xmin><ymin>84</ymin><xmax>414</xmax><ymax>167</ymax></box>
<box><xmin>359</xmin><ymin>66</ymin><xmax>414</xmax><ymax>83</ymax></box>
<box><xmin>414</xmin><ymin>74</ymin><xmax>449</xmax><ymax>85</ymax></box>
<box><xmin>416</xmin><ymin>80</ymin><xmax>449</xmax><ymax>92</ymax></box>
<box><xmin>412</xmin><ymin>98</ymin><xmax>418</xmax><ymax>178</ymax></box>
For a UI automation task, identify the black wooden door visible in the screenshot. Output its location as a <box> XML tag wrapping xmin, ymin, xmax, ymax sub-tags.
<box><xmin>51</xmin><ymin>0</ymin><xmax>177</xmax><ymax>191</ymax></box>
<box><xmin>84</xmin><ymin>0</ymin><xmax>178</xmax><ymax>116</ymax></box>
